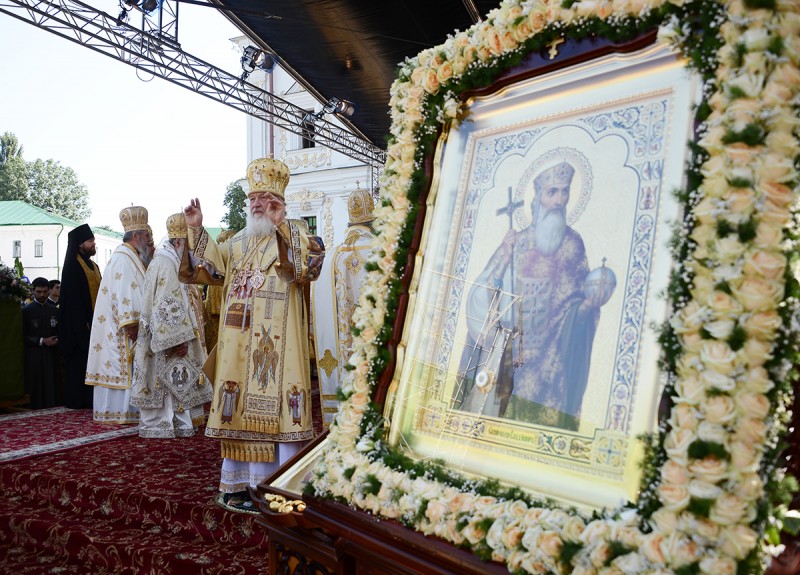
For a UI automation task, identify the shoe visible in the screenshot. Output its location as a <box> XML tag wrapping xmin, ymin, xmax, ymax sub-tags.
<box><xmin>215</xmin><ymin>491</ymin><xmax>260</xmax><ymax>515</ymax></box>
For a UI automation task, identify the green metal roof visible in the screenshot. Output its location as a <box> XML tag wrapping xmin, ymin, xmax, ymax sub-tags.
<box><xmin>0</xmin><ymin>201</ymin><xmax>122</xmax><ymax>239</ymax></box>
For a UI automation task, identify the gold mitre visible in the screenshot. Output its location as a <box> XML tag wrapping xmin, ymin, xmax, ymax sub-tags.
<box><xmin>534</xmin><ymin>161</ymin><xmax>575</xmax><ymax>192</ymax></box>
<box><xmin>246</xmin><ymin>157</ymin><xmax>290</xmax><ymax>199</ymax></box>
<box><xmin>119</xmin><ymin>205</ymin><xmax>149</xmax><ymax>233</ymax></box>
<box><xmin>166</xmin><ymin>212</ymin><xmax>188</xmax><ymax>239</ymax></box>
<box><xmin>347</xmin><ymin>187</ymin><xmax>375</xmax><ymax>225</ymax></box>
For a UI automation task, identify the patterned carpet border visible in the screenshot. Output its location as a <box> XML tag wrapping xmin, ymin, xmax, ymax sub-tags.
<box><xmin>0</xmin><ymin>407</ymin><xmax>138</xmax><ymax>463</ymax></box>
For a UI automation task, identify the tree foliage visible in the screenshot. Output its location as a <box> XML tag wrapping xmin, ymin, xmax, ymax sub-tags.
<box><xmin>0</xmin><ymin>132</ymin><xmax>23</xmax><ymax>164</ymax></box>
<box><xmin>27</xmin><ymin>159</ymin><xmax>90</xmax><ymax>221</ymax></box>
<box><xmin>222</xmin><ymin>180</ymin><xmax>246</xmax><ymax>232</ymax></box>
<box><xmin>0</xmin><ymin>132</ymin><xmax>91</xmax><ymax>221</ymax></box>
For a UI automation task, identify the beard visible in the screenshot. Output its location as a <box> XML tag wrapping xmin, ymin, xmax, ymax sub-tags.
<box><xmin>534</xmin><ymin>206</ymin><xmax>567</xmax><ymax>256</ymax></box>
<box><xmin>245</xmin><ymin>211</ymin><xmax>276</xmax><ymax>238</ymax></box>
<box><xmin>135</xmin><ymin>239</ymin><xmax>153</xmax><ymax>267</ymax></box>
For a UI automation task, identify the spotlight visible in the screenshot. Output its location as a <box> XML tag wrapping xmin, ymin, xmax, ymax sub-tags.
<box><xmin>141</xmin><ymin>0</ymin><xmax>158</xmax><ymax>12</ymax></box>
<box><xmin>323</xmin><ymin>97</ymin><xmax>356</xmax><ymax>118</ymax></box>
<box><xmin>124</xmin><ymin>0</ymin><xmax>139</xmax><ymax>5</ymax></box>
<box><xmin>240</xmin><ymin>46</ymin><xmax>277</xmax><ymax>81</ymax></box>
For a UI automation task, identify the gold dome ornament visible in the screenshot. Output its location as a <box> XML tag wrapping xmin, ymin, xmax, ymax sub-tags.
<box><xmin>347</xmin><ymin>187</ymin><xmax>375</xmax><ymax>225</ymax></box>
<box><xmin>246</xmin><ymin>157</ymin><xmax>290</xmax><ymax>199</ymax></box>
<box><xmin>166</xmin><ymin>212</ymin><xmax>188</xmax><ymax>239</ymax></box>
<box><xmin>119</xmin><ymin>205</ymin><xmax>149</xmax><ymax>233</ymax></box>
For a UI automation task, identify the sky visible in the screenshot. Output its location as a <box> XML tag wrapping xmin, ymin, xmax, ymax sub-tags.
<box><xmin>0</xmin><ymin>0</ymin><xmax>249</xmax><ymax>240</ymax></box>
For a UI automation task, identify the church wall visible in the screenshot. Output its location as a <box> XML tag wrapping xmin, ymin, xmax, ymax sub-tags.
<box><xmin>0</xmin><ymin>223</ymin><xmax>121</xmax><ymax>281</ymax></box>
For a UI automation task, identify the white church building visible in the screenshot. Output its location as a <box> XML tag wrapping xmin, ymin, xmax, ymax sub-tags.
<box><xmin>0</xmin><ymin>200</ymin><xmax>122</xmax><ymax>281</ymax></box>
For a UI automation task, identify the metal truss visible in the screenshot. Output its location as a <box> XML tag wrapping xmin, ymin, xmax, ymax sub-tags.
<box><xmin>0</xmin><ymin>0</ymin><xmax>387</xmax><ymax>167</ymax></box>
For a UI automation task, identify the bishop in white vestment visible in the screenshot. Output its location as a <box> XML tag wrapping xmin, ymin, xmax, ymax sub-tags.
<box><xmin>131</xmin><ymin>213</ymin><xmax>213</xmax><ymax>437</ymax></box>
<box><xmin>86</xmin><ymin>206</ymin><xmax>153</xmax><ymax>424</ymax></box>
<box><xmin>314</xmin><ymin>188</ymin><xmax>377</xmax><ymax>424</ymax></box>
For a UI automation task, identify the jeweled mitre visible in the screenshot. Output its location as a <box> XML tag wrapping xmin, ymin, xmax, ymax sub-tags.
<box><xmin>246</xmin><ymin>157</ymin><xmax>290</xmax><ymax>199</ymax></box>
<box><xmin>347</xmin><ymin>187</ymin><xmax>375</xmax><ymax>225</ymax></box>
<box><xmin>119</xmin><ymin>205</ymin><xmax>149</xmax><ymax>233</ymax></box>
<box><xmin>166</xmin><ymin>212</ymin><xmax>188</xmax><ymax>239</ymax></box>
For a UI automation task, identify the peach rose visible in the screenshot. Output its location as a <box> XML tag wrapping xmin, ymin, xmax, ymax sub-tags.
<box><xmin>729</xmin><ymin>440</ymin><xmax>758</xmax><ymax>471</ymax></box>
<box><xmin>700</xmin><ymin>340</ymin><xmax>737</xmax><ymax>374</ymax></box>
<box><xmin>741</xmin><ymin>366</ymin><xmax>774</xmax><ymax>393</ymax></box>
<box><xmin>765</xmin><ymin>129</ymin><xmax>800</xmax><ymax>158</ymax></box>
<box><xmin>735</xmin><ymin>390</ymin><xmax>770</xmax><ymax>419</ymax></box>
<box><xmin>676</xmin><ymin>374</ymin><xmax>706</xmax><ymax>404</ymax></box>
<box><xmin>739</xmin><ymin>337</ymin><xmax>774</xmax><ymax>367</ymax></box>
<box><xmin>640</xmin><ymin>532</ymin><xmax>666</xmax><ymax>563</ymax></box>
<box><xmin>753</xmin><ymin>221</ymin><xmax>784</xmax><ymax>249</ymax></box>
<box><xmin>689</xmin><ymin>456</ymin><xmax>728</xmax><ymax>483</ymax></box>
<box><xmin>734</xmin><ymin>473</ymin><xmax>765</xmax><ymax>502</ymax></box>
<box><xmin>692</xmin><ymin>516</ymin><xmax>721</xmax><ymax>541</ymax></box>
<box><xmin>421</xmin><ymin>69</ymin><xmax>440</xmax><ymax>94</ymax></box>
<box><xmin>528</xmin><ymin>8</ymin><xmax>548</xmax><ymax>33</ymax></box>
<box><xmin>658</xmin><ymin>484</ymin><xmax>690</xmax><ymax>511</ymax></box>
<box><xmin>661</xmin><ymin>459</ymin><xmax>690</xmax><ymax>485</ymax></box>
<box><xmin>436</xmin><ymin>62</ymin><xmax>454</xmax><ymax>84</ymax></box>
<box><xmin>734</xmin><ymin>417</ymin><xmax>768</xmax><ymax>443</ymax></box>
<box><xmin>538</xmin><ymin>530</ymin><xmax>563</xmax><ymax>557</ymax></box>
<box><xmin>671</xmin><ymin>402</ymin><xmax>699</xmax><ymax>429</ymax></box>
<box><xmin>727</xmin><ymin>188</ymin><xmax>756</xmax><ymax>215</ymax></box>
<box><xmin>562</xmin><ymin>516</ymin><xmax>586</xmax><ymax>543</ymax></box>
<box><xmin>743</xmin><ymin>310</ymin><xmax>782</xmax><ymax>339</ymax></box>
<box><xmin>759</xmin><ymin>198</ymin><xmax>793</xmax><ymax>226</ymax></box>
<box><xmin>649</xmin><ymin>508</ymin><xmax>679</xmax><ymax>534</ymax></box>
<box><xmin>732</xmin><ymin>277</ymin><xmax>783</xmax><ymax>312</ymax></box>
<box><xmin>707</xmin><ymin>290</ymin><xmax>743</xmax><ymax>318</ymax></box>
<box><xmin>756</xmin><ymin>152</ymin><xmax>796</xmax><ymax>183</ymax></box>
<box><xmin>704</xmin><ymin>395</ymin><xmax>736</xmax><ymax>424</ymax></box>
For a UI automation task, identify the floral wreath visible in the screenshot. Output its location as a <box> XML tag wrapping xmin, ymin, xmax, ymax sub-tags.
<box><xmin>308</xmin><ymin>1</ymin><xmax>800</xmax><ymax>574</ymax></box>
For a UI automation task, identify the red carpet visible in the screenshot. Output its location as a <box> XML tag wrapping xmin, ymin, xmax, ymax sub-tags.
<box><xmin>0</xmin><ymin>407</ymin><xmax>138</xmax><ymax>462</ymax></box>
<box><xmin>0</xmin><ymin>409</ymin><xmax>270</xmax><ymax>574</ymax></box>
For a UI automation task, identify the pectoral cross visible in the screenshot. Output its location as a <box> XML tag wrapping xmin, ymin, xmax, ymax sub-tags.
<box><xmin>547</xmin><ymin>37</ymin><xmax>564</xmax><ymax>60</ymax></box>
<box><xmin>496</xmin><ymin>186</ymin><xmax>523</xmax><ymax>228</ymax></box>
<box><xmin>256</xmin><ymin>276</ymin><xmax>287</xmax><ymax>319</ymax></box>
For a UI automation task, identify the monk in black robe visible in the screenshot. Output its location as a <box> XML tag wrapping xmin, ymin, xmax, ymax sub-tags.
<box><xmin>58</xmin><ymin>224</ymin><xmax>101</xmax><ymax>409</ymax></box>
<box><xmin>23</xmin><ymin>277</ymin><xmax>61</xmax><ymax>408</ymax></box>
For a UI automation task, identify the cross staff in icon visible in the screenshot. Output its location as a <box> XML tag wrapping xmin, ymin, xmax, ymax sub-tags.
<box><xmin>496</xmin><ymin>186</ymin><xmax>524</xmax><ymax>288</ymax></box>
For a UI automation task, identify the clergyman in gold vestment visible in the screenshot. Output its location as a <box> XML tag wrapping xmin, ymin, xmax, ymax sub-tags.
<box><xmin>183</xmin><ymin>157</ymin><xmax>324</xmax><ymax>511</ymax></box>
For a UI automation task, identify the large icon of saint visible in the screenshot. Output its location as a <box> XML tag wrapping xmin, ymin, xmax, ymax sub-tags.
<box><xmin>459</xmin><ymin>160</ymin><xmax>616</xmax><ymax>430</ymax></box>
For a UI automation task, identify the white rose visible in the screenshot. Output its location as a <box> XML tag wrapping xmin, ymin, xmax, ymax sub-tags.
<box><xmin>710</xmin><ymin>493</ymin><xmax>748</xmax><ymax>525</ymax></box>
<box><xmin>740</xmin><ymin>366</ymin><xmax>774</xmax><ymax>393</ymax></box>
<box><xmin>649</xmin><ymin>508</ymin><xmax>679</xmax><ymax>534</ymax></box>
<box><xmin>734</xmin><ymin>418</ymin><xmax>768</xmax><ymax>443</ymax></box>
<box><xmin>729</xmin><ymin>440</ymin><xmax>759</xmax><ymax>471</ymax></box>
<box><xmin>697</xmin><ymin>420</ymin><xmax>727</xmax><ymax>444</ymax></box>
<box><xmin>699</xmin><ymin>555</ymin><xmax>737</xmax><ymax>575</ymax></box>
<box><xmin>704</xmin><ymin>319</ymin><xmax>735</xmax><ymax>339</ymax></box>
<box><xmin>718</xmin><ymin>525</ymin><xmax>758</xmax><ymax>559</ymax></box>
<box><xmin>688</xmin><ymin>479</ymin><xmax>723</xmax><ymax>500</ymax></box>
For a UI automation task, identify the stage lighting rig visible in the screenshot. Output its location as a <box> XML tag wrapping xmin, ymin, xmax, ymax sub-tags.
<box><xmin>240</xmin><ymin>46</ymin><xmax>277</xmax><ymax>81</ymax></box>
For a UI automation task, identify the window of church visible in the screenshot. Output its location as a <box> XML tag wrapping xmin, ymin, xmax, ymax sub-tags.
<box><xmin>35</xmin><ymin>239</ymin><xmax>43</xmax><ymax>258</ymax></box>
<box><xmin>302</xmin><ymin>216</ymin><xmax>317</xmax><ymax>235</ymax></box>
<box><xmin>12</xmin><ymin>240</ymin><xmax>21</xmax><ymax>259</ymax></box>
<box><xmin>301</xmin><ymin>111</ymin><xmax>316</xmax><ymax>149</ymax></box>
